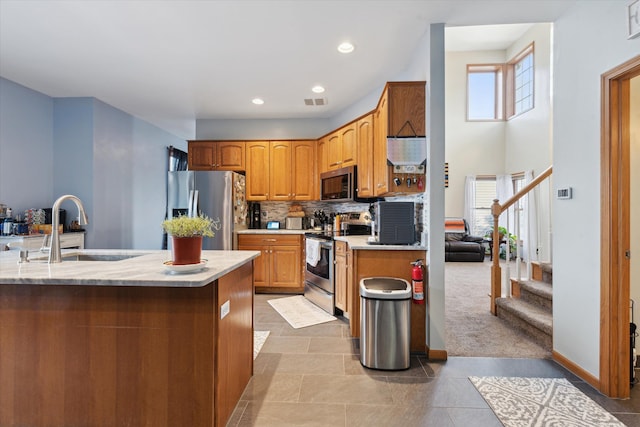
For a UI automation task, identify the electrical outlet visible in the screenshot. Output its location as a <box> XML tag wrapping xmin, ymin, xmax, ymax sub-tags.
<box><xmin>261</xmin><ymin>211</ymin><xmax>268</xmax><ymax>218</ymax></box>
<box><xmin>220</xmin><ymin>300</ymin><xmax>230</xmax><ymax>319</ymax></box>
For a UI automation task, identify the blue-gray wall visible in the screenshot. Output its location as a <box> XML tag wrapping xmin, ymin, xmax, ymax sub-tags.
<box><xmin>0</xmin><ymin>78</ymin><xmax>54</xmax><ymax>211</ymax></box>
<box><xmin>0</xmin><ymin>77</ymin><xmax>186</xmax><ymax>249</ymax></box>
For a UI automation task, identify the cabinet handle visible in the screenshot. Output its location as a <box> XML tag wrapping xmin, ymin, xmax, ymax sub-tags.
<box><xmin>264</xmin><ymin>239</ymin><xmax>277</xmax><ymax>242</ymax></box>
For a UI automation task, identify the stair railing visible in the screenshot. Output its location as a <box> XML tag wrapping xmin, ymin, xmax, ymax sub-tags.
<box><xmin>490</xmin><ymin>165</ymin><xmax>553</xmax><ymax>315</ymax></box>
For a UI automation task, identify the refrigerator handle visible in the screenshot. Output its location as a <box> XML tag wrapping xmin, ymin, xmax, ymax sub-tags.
<box><xmin>188</xmin><ymin>190</ymin><xmax>195</xmax><ymax>217</ymax></box>
<box><xmin>191</xmin><ymin>190</ymin><xmax>199</xmax><ymax>217</ymax></box>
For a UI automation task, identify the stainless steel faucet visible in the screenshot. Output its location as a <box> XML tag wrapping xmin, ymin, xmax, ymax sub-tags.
<box><xmin>48</xmin><ymin>195</ymin><xmax>89</xmax><ymax>263</ymax></box>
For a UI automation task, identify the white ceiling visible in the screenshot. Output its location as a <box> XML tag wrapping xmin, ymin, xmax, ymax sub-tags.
<box><xmin>0</xmin><ymin>1</ymin><xmax>574</xmax><ymax>139</ymax></box>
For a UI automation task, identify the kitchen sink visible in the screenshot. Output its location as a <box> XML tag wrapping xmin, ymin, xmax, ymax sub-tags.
<box><xmin>61</xmin><ymin>254</ymin><xmax>142</xmax><ymax>262</ymax></box>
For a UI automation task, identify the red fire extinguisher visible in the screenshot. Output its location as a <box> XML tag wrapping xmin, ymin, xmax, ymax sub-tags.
<box><xmin>411</xmin><ymin>259</ymin><xmax>425</xmax><ymax>304</ymax></box>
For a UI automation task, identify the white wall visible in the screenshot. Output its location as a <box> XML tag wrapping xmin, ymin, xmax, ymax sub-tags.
<box><xmin>505</xmin><ymin>23</ymin><xmax>553</xmax><ymax>261</ymax></box>
<box><xmin>444</xmin><ymin>50</ymin><xmax>506</xmax><ymax>217</ymax></box>
<box><xmin>553</xmin><ymin>1</ymin><xmax>639</xmax><ymax>378</ymax></box>
<box><xmin>631</xmin><ymin>76</ymin><xmax>639</xmax><ymax>344</ymax></box>
<box><xmin>195</xmin><ymin>118</ymin><xmax>332</xmax><ymax>140</ymax></box>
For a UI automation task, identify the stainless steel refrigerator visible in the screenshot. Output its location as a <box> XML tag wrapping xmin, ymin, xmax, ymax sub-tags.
<box><xmin>167</xmin><ymin>171</ymin><xmax>247</xmax><ymax>250</ymax></box>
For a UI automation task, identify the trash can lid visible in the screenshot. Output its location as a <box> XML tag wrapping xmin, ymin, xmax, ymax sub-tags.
<box><xmin>359</xmin><ymin>277</ymin><xmax>411</xmax><ymax>299</ymax></box>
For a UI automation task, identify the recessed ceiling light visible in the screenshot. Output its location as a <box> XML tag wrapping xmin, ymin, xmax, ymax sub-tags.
<box><xmin>337</xmin><ymin>42</ymin><xmax>355</xmax><ymax>54</ymax></box>
<box><xmin>252</xmin><ymin>98</ymin><xmax>264</xmax><ymax>105</ymax></box>
<box><xmin>312</xmin><ymin>85</ymin><xmax>325</xmax><ymax>93</ymax></box>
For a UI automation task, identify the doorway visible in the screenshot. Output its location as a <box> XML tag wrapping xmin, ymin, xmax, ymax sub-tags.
<box><xmin>600</xmin><ymin>55</ymin><xmax>640</xmax><ymax>398</ymax></box>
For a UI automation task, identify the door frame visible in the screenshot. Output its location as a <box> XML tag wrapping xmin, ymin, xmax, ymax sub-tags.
<box><xmin>600</xmin><ymin>55</ymin><xmax>640</xmax><ymax>398</ymax></box>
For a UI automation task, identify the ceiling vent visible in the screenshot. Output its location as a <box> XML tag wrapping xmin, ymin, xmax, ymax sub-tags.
<box><xmin>304</xmin><ymin>98</ymin><xmax>328</xmax><ymax>106</ymax></box>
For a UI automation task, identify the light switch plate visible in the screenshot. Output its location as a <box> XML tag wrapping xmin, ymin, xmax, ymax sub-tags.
<box><xmin>221</xmin><ymin>300</ymin><xmax>230</xmax><ymax>319</ymax></box>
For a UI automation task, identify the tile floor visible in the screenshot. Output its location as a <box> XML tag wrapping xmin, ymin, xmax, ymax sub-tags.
<box><xmin>227</xmin><ymin>294</ymin><xmax>640</xmax><ymax>426</ymax></box>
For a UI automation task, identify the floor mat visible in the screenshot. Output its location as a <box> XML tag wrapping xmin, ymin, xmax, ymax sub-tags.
<box><xmin>267</xmin><ymin>295</ymin><xmax>336</xmax><ymax>329</ymax></box>
<box><xmin>469</xmin><ymin>376</ymin><xmax>625</xmax><ymax>426</ymax></box>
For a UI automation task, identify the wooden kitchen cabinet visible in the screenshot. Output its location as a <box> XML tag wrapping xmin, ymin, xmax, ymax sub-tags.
<box><xmin>334</xmin><ymin>240</ymin><xmax>352</xmax><ymax>315</ymax></box>
<box><xmin>373</xmin><ymin>82</ymin><xmax>425</xmax><ymax>196</ymax></box>
<box><xmin>188</xmin><ymin>140</ymin><xmax>245</xmax><ymax>171</ymax></box>
<box><xmin>268</xmin><ymin>140</ymin><xmax>316</xmax><ymax>201</ymax></box>
<box><xmin>237</xmin><ymin>234</ymin><xmax>303</xmax><ymax>293</ymax></box>
<box><xmin>245</xmin><ymin>141</ymin><xmax>270</xmax><ymax>200</ymax></box>
<box><xmin>327</xmin><ymin>122</ymin><xmax>357</xmax><ymax>170</ymax></box>
<box><xmin>356</xmin><ymin>113</ymin><xmax>374</xmax><ymax>198</ymax></box>
<box><xmin>317</xmin><ymin>137</ymin><xmax>329</xmax><ymax>175</ymax></box>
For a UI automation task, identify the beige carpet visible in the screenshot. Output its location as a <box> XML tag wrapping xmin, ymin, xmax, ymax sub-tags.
<box><xmin>470</xmin><ymin>376</ymin><xmax>625</xmax><ymax>426</ymax></box>
<box><xmin>446</xmin><ymin>261</ymin><xmax>551</xmax><ymax>358</ymax></box>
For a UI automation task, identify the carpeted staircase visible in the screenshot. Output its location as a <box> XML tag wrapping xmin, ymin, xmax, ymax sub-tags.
<box><xmin>496</xmin><ymin>262</ymin><xmax>553</xmax><ymax>350</ymax></box>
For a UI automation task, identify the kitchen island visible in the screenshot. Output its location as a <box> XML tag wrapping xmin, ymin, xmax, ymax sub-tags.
<box><xmin>0</xmin><ymin>249</ymin><xmax>260</xmax><ymax>427</ymax></box>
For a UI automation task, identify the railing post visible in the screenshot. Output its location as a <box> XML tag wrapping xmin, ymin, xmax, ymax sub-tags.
<box><xmin>491</xmin><ymin>198</ymin><xmax>501</xmax><ymax>315</ymax></box>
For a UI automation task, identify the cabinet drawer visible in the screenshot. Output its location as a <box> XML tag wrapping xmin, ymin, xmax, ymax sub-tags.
<box><xmin>238</xmin><ymin>234</ymin><xmax>301</xmax><ymax>246</ymax></box>
<box><xmin>335</xmin><ymin>240</ymin><xmax>348</xmax><ymax>255</ymax></box>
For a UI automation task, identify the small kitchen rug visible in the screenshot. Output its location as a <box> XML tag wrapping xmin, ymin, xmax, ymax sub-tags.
<box><xmin>267</xmin><ymin>296</ymin><xmax>336</xmax><ymax>329</ymax></box>
<box><xmin>253</xmin><ymin>331</ymin><xmax>270</xmax><ymax>360</ymax></box>
<box><xmin>469</xmin><ymin>376</ymin><xmax>625</xmax><ymax>427</ymax></box>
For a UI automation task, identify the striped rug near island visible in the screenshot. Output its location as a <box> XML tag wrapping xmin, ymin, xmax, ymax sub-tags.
<box><xmin>470</xmin><ymin>376</ymin><xmax>625</xmax><ymax>426</ymax></box>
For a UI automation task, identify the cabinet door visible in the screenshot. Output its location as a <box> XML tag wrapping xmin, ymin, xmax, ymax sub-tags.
<box><xmin>216</xmin><ymin>141</ymin><xmax>245</xmax><ymax>171</ymax></box>
<box><xmin>327</xmin><ymin>131</ymin><xmax>342</xmax><ymax>170</ymax></box>
<box><xmin>356</xmin><ymin>114</ymin><xmax>374</xmax><ymax>198</ymax></box>
<box><xmin>270</xmin><ymin>245</ymin><xmax>302</xmax><ymax>288</ymax></box>
<box><xmin>388</xmin><ymin>82</ymin><xmax>426</xmax><ymax>137</ymax></box>
<box><xmin>269</xmin><ymin>141</ymin><xmax>293</xmax><ymax>201</ymax></box>
<box><xmin>334</xmin><ymin>242</ymin><xmax>348</xmax><ymax>311</ymax></box>
<box><xmin>188</xmin><ymin>141</ymin><xmax>215</xmax><ymax>170</ymax></box>
<box><xmin>317</xmin><ymin>137</ymin><xmax>329</xmax><ymax>175</ymax></box>
<box><xmin>373</xmin><ymin>89</ymin><xmax>389</xmax><ymax>195</ymax></box>
<box><xmin>340</xmin><ymin>122</ymin><xmax>357</xmax><ymax>167</ymax></box>
<box><xmin>237</xmin><ymin>240</ymin><xmax>268</xmax><ymax>288</ymax></box>
<box><xmin>245</xmin><ymin>141</ymin><xmax>270</xmax><ymax>201</ymax></box>
<box><xmin>291</xmin><ymin>140</ymin><xmax>315</xmax><ymax>201</ymax></box>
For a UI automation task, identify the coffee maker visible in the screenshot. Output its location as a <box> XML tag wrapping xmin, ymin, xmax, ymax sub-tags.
<box><xmin>249</xmin><ymin>202</ymin><xmax>261</xmax><ymax>229</ymax></box>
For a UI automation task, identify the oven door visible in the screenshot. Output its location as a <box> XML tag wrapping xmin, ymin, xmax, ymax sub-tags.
<box><xmin>304</xmin><ymin>239</ymin><xmax>334</xmax><ymax>294</ymax></box>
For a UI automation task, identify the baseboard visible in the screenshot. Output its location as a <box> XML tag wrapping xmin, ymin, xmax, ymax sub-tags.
<box><xmin>552</xmin><ymin>350</ymin><xmax>600</xmax><ymax>390</ymax></box>
<box><xmin>426</xmin><ymin>347</ymin><xmax>448</xmax><ymax>361</ymax></box>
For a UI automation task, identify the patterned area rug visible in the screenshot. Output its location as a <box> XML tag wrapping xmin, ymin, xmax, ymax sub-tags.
<box><xmin>470</xmin><ymin>376</ymin><xmax>625</xmax><ymax>426</ymax></box>
<box><xmin>253</xmin><ymin>330</ymin><xmax>270</xmax><ymax>360</ymax></box>
<box><xmin>267</xmin><ymin>295</ymin><xmax>336</xmax><ymax>329</ymax></box>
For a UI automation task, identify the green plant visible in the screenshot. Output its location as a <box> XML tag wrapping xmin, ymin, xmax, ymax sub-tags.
<box><xmin>162</xmin><ymin>214</ymin><xmax>220</xmax><ymax>238</ymax></box>
<box><xmin>485</xmin><ymin>226</ymin><xmax>518</xmax><ymax>259</ymax></box>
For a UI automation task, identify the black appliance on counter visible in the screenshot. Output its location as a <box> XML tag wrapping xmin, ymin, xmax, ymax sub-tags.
<box><xmin>373</xmin><ymin>201</ymin><xmax>416</xmax><ymax>245</ymax></box>
<box><xmin>249</xmin><ymin>202</ymin><xmax>261</xmax><ymax>229</ymax></box>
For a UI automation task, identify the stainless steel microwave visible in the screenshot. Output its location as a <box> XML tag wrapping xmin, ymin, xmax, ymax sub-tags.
<box><xmin>320</xmin><ymin>166</ymin><xmax>355</xmax><ymax>202</ymax></box>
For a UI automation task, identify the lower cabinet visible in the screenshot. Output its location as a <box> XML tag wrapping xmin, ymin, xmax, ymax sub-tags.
<box><xmin>334</xmin><ymin>240</ymin><xmax>352</xmax><ymax>316</ymax></box>
<box><xmin>237</xmin><ymin>234</ymin><xmax>303</xmax><ymax>293</ymax></box>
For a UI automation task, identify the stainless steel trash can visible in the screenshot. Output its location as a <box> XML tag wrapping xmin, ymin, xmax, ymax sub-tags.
<box><xmin>359</xmin><ymin>277</ymin><xmax>411</xmax><ymax>370</ymax></box>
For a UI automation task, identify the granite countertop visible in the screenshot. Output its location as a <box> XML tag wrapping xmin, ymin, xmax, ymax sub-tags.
<box><xmin>0</xmin><ymin>249</ymin><xmax>260</xmax><ymax>287</ymax></box>
<box><xmin>334</xmin><ymin>235</ymin><xmax>428</xmax><ymax>251</ymax></box>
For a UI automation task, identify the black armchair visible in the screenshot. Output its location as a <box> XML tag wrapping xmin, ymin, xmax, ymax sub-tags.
<box><xmin>444</xmin><ymin>218</ymin><xmax>485</xmax><ymax>262</ymax></box>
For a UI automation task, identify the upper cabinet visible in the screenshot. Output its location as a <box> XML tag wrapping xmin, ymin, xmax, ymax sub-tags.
<box><xmin>327</xmin><ymin>122</ymin><xmax>357</xmax><ymax>170</ymax></box>
<box><xmin>356</xmin><ymin>114</ymin><xmax>374</xmax><ymax>198</ymax></box>
<box><xmin>188</xmin><ymin>140</ymin><xmax>245</xmax><ymax>171</ymax></box>
<box><xmin>247</xmin><ymin>140</ymin><xmax>315</xmax><ymax>201</ymax></box>
<box><xmin>373</xmin><ymin>82</ymin><xmax>426</xmax><ymax>196</ymax></box>
<box><xmin>245</xmin><ymin>141</ymin><xmax>270</xmax><ymax>200</ymax></box>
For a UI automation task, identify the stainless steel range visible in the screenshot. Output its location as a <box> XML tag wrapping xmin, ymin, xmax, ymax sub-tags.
<box><xmin>304</xmin><ymin>212</ymin><xmax>372</xmax><ymax>315</ymax></box>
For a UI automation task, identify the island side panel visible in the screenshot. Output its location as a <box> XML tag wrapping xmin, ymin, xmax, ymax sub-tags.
<box><xmin>349</xmin><ymin>249</ymin><xmax>427</xmax><ymax>353</ymax></box>
<box><xmin>0</xmin><ymin>283</ymin><xmax>216</xmax><ymax>427</ymax></box>
<box><xmin>215</xmin><ymin>260</ymin><xmax>254</xmax><ymax>427</ymax></box>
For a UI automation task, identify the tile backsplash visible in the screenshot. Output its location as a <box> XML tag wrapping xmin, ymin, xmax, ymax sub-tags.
<box><xmin>251</xmin><ymin>194</ymin><xmax>425</xmax><ymax>236</ymax></box>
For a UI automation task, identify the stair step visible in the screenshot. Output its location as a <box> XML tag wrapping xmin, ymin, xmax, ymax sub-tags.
<box><xmin>496</xmin><ymin>297</ymin><xmax>552</xmax><ymax>350</ymax></box>
<box><xmin>519</xmin><ymin>280</ymin><xmax>553</xmax><ymax>311</ymax></box>
<box><xmin>532</xmin><ymin>261</ymin><xmax>553</xmax><ymax>284</ymax></box>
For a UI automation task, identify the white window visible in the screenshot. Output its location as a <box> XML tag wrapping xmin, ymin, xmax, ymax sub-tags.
<box><xmin>467</xmin><ymin>65</ymin><xmax>503</xmax><ymax>121</ymax></box>
<box><xmin>471</xmin><ymin>178</ymin><xmax>497</xmax><ymax>236</ymax></box>
<box><xmin>507</xmin><ymin>44</ymin><xmax>534</xmax><ymax>118</ymax></box>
